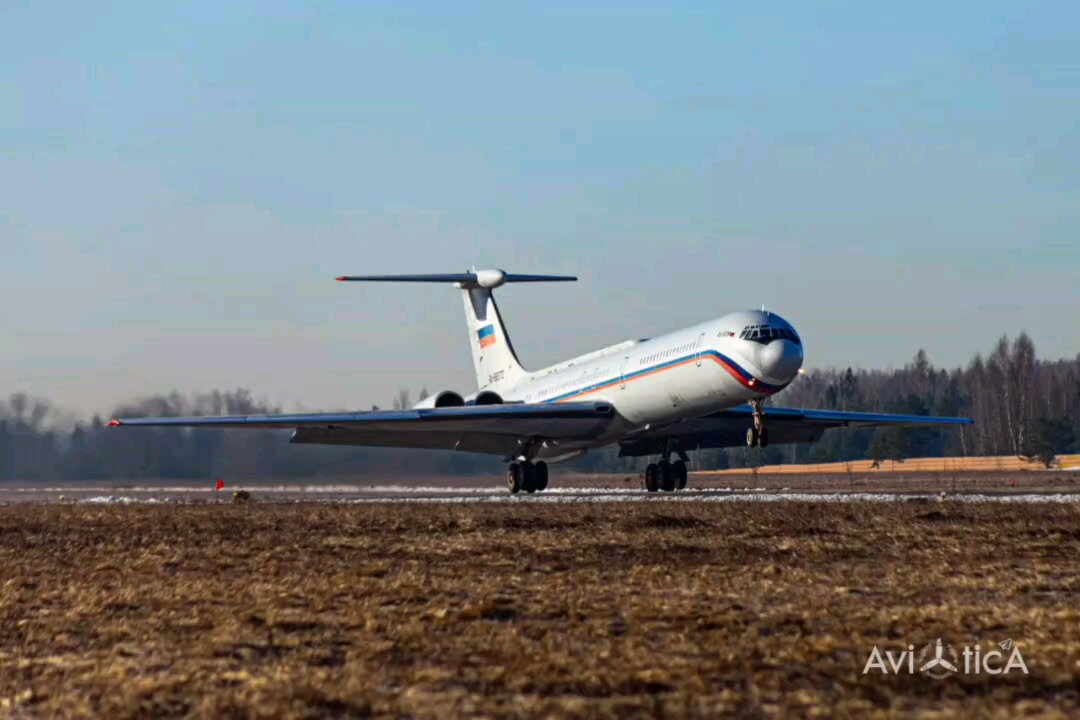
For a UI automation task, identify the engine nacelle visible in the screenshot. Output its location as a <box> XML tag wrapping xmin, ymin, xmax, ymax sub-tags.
<box><xmin>434</xmin><ymin>391</ymin><xmax>465</xmax><ymax>407</ymax></box>
<box><xmin>473</xmin><ymin>391</ymin><xmax>504</xmax><ymax>406</ymax></box>
<box><xmin>413</xmin><ymin>391</ymin><xmax>465</xmax><ymax>409</ymax></box>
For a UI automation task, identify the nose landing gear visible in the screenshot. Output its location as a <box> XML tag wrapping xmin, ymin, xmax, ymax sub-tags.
<box><xmin>746</xmin><ymin>399</ymin><xmax>769</xmax><ymax>448</ymax></box>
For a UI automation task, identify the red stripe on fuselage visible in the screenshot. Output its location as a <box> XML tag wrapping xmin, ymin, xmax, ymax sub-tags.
<box><xmin>553</xmin><ymin>353</ymin><xmax>775</xmax><ymax>403</ymax></box>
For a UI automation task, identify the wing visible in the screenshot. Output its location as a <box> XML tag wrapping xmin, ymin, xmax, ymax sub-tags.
<box><xmin>618</xmin><ymin>405</ymin><xmax>972</xmax><ymax>457</ymax></box>
<box><xmin>110</xmin><ymin>402</ymin><xmax>615</xmax><ymax>457</ymax></box>
<box><xmin>718</xmin><ymin>405</ymin><xmax>974</xmax><ymax>428</ymax></box>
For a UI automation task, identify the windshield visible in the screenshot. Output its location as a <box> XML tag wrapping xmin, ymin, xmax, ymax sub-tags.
<box><xmin>739</xmin><ymin>325</ymin><xmax>801</xmax><ymax>346</ymax></box>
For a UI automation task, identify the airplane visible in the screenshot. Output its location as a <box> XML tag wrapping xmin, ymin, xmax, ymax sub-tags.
<box><xmin>110</xmin><ymin>269</ymin><xmax>972</xmax><ymax>494</ymax></box>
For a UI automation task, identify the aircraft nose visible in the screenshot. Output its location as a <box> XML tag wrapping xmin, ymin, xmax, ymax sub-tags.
<box><xmin>760</xmin><ymin>338</ymin><xmax>803</xmax><ymax>382</ymax></box>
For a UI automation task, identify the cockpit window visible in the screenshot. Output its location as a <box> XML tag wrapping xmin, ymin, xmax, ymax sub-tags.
<box><xmin>740</xmin><ymin>325</ymin><xmax>801</xmax><ymax>346</ymax></box>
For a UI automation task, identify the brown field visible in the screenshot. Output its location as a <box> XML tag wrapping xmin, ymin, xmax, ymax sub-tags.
<box><xmin>2</xmin><ymin>502</ymin><xmax>1080</xmax><ymax>718</ymax></box>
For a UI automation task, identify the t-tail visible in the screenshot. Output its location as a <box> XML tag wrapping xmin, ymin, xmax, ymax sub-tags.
<box><xmin>336</xmin><ymin>268</ymin><xmax>576</xmax><ymax>393</ymax></box>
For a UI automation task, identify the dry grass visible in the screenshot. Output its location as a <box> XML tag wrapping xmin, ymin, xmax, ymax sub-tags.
<box><xmin>1</xmin><ymin>502</ymin><xmax>1079</xmax><ymax>718</ymax></box>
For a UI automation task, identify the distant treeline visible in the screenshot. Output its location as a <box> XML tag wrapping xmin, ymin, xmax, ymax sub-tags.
<box><xmin>758</xmin><ymin>335</ymin><xmax>1079</xmax><ymax>469</ymax></box>
<box><xmin>1</xmin><ymin>334</ymin><xmax>1077</xmax><ymax>481</ymax></box>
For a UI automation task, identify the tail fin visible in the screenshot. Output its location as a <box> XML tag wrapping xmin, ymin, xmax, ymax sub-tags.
<box><xmin>463</xmin><ymin>287</ymin><xmax>527</xmax><ymax>391</ymax></box>
<box><xmin>336</xmin><ymin>268</ymin><xmax>576</xmax><ymax>393</ymax></box>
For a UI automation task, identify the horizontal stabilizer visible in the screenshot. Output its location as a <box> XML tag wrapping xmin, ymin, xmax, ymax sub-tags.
<box><xmin>336</xmin><ymin>268</ymin><xmax>576</xmax><ymax>290</ymax></box>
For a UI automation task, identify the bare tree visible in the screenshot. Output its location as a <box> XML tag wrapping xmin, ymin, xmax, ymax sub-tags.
<box><xmin>1012</xmin><ymin>333</ymin><xmax>1037</xmax><ymax>455</ymax></box>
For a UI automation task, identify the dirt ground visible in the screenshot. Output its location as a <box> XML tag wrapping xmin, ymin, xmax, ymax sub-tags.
<box><xmin>1</xmin><ymin>502</ymin><xmax>1079</xmax><ymax>718</ymax></box>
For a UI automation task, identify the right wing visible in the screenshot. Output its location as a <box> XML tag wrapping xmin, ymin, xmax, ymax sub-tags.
<box><xmin>110</xmin><ymin>402</ymin><xmax>615</xmax><ymax>457</ymax></box>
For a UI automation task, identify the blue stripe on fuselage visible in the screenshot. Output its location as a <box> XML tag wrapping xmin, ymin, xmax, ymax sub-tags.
<box><xmin>539</xmin><ymin>350</ymin><xmax>783</xmax><ymax>404</ymax></box>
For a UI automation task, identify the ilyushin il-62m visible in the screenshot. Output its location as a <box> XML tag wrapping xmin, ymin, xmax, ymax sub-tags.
<box><xmin>112</xmin><ymin>269</ymin><xmax>971</xmax><ymax>493</ymax></box>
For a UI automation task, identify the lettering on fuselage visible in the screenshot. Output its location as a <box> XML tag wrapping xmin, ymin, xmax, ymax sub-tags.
<box><xmin>488</xmin><ymin>370</ymin><xmax>505</xmax><ymax>385</ymax></box>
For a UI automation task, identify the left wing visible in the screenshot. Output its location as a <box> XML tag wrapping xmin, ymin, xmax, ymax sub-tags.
<box><xmin>618</xmin><ymin>405</ymin><xmax>972</xmax><ymax>457</ymax></box>
<box><xmin>110</xmin><ymin>402</ymin><xmax>615</xmax><ymax>458</ymax></box>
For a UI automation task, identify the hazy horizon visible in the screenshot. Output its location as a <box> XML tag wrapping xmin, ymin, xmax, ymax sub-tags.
<box><xmin>3</xmin><ymin>2</ymin><xmax>1078</xmax><ymax>417</ymax></box>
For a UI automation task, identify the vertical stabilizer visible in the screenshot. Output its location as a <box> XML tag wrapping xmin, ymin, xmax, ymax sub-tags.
<box><xmin>463</xmin><ymin>288</ymin><xmax>528</xmax><ymax>391</ymax></box>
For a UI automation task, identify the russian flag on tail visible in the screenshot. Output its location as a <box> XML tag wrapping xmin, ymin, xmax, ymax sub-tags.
<box><xmin>478</xmin><ymin>324</ymin><xmax>496</xmax><ymax>348</ymax></box>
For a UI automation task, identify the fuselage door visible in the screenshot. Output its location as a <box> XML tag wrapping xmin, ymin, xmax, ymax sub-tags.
<box><xmin>620</xmin><ymin>356</ymin><xmax>629</xmax><ymax>389</ymax></box>
<box><xmin>695</xmin><ymin>332</ymin><xmax>706</xmax><ymax>367</ymax></box>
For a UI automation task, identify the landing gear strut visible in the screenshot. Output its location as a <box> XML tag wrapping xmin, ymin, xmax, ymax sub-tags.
<box><xmin>507</xmin><ymin>461</ymin><xmax>549</xmax><ymax>494</ymax></box>
<box><xmin>746</xmin><ymin>399</ymin><xmax>769</xmax><ymax>448</ymax></box>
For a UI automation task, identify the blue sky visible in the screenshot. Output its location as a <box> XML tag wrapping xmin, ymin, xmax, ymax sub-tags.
<box><xmin>2</xmin><ymin>1</ymin><xmax>1078</xmax><ymax>416</ymax></box>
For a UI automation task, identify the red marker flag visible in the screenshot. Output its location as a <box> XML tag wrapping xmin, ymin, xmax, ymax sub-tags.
<box><xmin>215</xmin><ymin>478</ymin><xmax>225</xmax><ymax>491</ymax></box>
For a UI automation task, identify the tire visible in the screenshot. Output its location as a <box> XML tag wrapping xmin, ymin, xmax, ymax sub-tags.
<box><xmin>645</xmin><ymin>464</ymin><xmax>659</xmax><ymax>492</ymax></box>
<box><xmin>507</xmin><ymin>463</ymin><xmax>521</xmax><ymax>494</ymax></box>
<box><xmin>535</xmin><ymin>461</ymin><xmax>549</xmax><ymax>492</ymax></box>
<box><xmin>523</xmin><ymin>464</ymin><xmax>537</xmax><ymax>493</ymax></box>
<box><xmin>674</xmin><ymin>460</ymin><xmax>688</xmax><ymax>490</ymax></box>
<box><xmin>759</xmin><ymin>428</ymin><xmax>769</xmax><ymax>448</ymax></box>
<box><xmin>659</xmin><ymin>462</ymin><xmax>675</xmax><ymax>492</ymax></box>
<box><xmin>746</xmin><ymin>427</ymin><xmax>758</xmax><ymax>448</ymax></box>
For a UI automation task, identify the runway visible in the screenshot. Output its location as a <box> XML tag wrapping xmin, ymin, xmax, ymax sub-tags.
<box><xmin>3</xmin><ymin>483</ymin><xmax>1079</xmax><ymax>505</ymax></box>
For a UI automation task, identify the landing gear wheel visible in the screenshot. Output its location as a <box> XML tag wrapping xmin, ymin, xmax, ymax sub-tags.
<box><xmin>534</xmin><ymin>461</ymin><xmax>549</xmax><ymax>492</ymax></box>
<box><xmin>758</xmin><ymin>428</ymin><xmax>769</xmax><ymax>448</ymax></box>
<box><xmin>674</xmin><ymin>460</ymin><xmax>688</xmax><ymax>490</ymax></box>
<box><xmin>659</xmin><ymin>461</ymin><xmax>676</xmax><ymax>492</ymax></box>
<box><xmin>523</xmin><ymin>464</ymin><xmax>537</xmax><ymax>493</ymax></box>
<box><xmin>746</xmin><ymin>427</ymin><xmax>759</xmax><ymax>448</ymax></box>
<box><xmin>507</xmin><ymin>463</ymin><xmax>522</xmax><ymax>494</ymax></box>
<box><xmin>645</xmin><ymin>464</ymin><xmax>659</xmax><ymax>492</ymax></box>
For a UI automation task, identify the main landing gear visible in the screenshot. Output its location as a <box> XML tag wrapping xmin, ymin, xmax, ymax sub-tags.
<box><xmin>746</xmin><ymin>399</ymin><xmax>769</xmax><ymax>448</ymax></box>
<box><xmin>645</xmin><ymin>459</ymin><xmax>688</xmax><ymax>493</ymax></box>
<box><xmin>507</xmin><ymin>461</ymin><xmax>549</xmax><ymax>494</ymax></box>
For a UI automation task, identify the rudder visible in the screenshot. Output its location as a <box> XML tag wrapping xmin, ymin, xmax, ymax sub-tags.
<box><xmin>463</xmin><ymin>288</ymin><xmax>527</xmax><ymax>392</ymax></box>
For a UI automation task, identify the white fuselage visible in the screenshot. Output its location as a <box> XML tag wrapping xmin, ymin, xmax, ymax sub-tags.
<box><xmin>469</xmin><ymin>310</ymin><xmax>804</xmax><ymax>458</ymax></box>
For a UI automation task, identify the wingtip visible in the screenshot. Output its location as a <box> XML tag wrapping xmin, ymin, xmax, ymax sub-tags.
<box><xmin>335</xmin><ymin>276</ymin><xmax>347</xmax><ymax>282</ymax></box>
<box><xmin>107</xmin><ymin>419</ymin><xmax>121</xmax><ymax>427</ymax></box>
